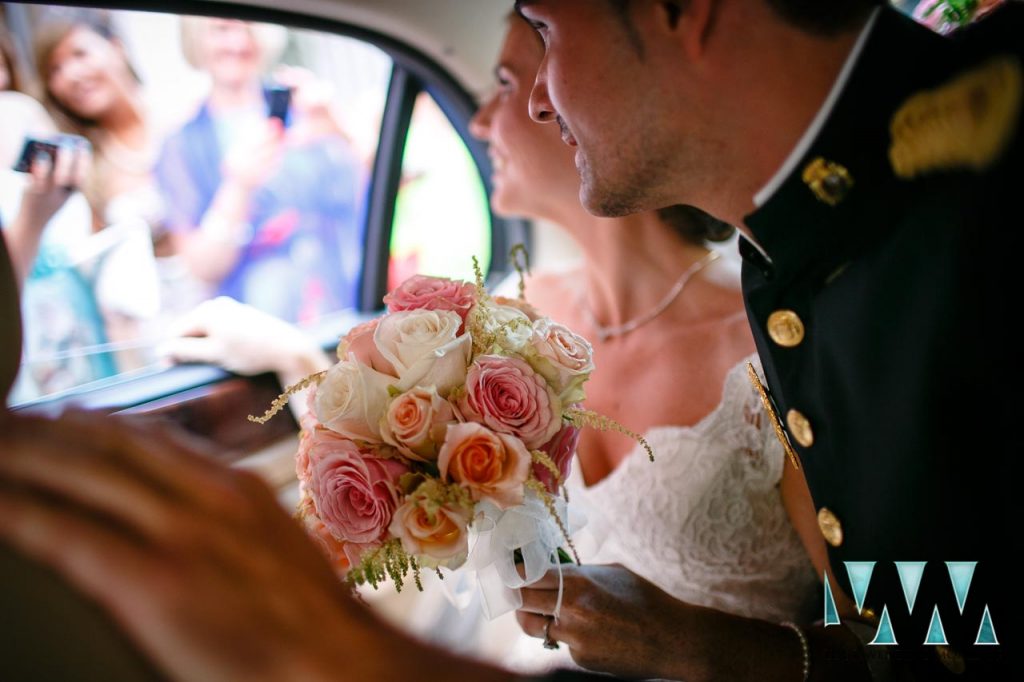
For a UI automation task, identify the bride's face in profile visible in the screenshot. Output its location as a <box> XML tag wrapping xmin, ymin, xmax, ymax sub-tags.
<box><xmin>469</xmin><ymin>17</ymin><xmax>581</xmax><ymax>221</ymax></box>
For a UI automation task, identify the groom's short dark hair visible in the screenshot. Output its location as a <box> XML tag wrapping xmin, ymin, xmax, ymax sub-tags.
<box><xmin>764</xmin><ymin>0</ymin><xmax>883</xmax><ymax>35</ymax></box>
<box><xmin>603</xmin><ymin>0</ymin><xmax>882</xmax><ymax>37</ymax></box>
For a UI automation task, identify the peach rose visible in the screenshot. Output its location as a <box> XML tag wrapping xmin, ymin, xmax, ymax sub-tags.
<box><xmin>534</xmin><ymin>421</ymin><xmax>580</xmax><ymax>494</ymax></box>
<box><xmin>380</xmin><ymin>386</ymin><xmax>458</xmax><ymax>461</ymax></box>
<box><xmin>529</xmin><ymin>319</ymin><xmax>594</xmax><ymax>404</ymax></box>
<box><xmin>383</xmin><ymin>274</ymin><xmax>477</xmax><ymax>331</ymax></box>
<box><xmin>389</xmin><ymin>497</ymin><xmax>472</xmax><ymax>568</ymax></box>
<box><xmin>438</xmin><ymin>422</ymin><xmax>531</xmax><ymax>509</ymax></box>
<box><xmin>492</xmin><ymin>295</ymin><xmax>541</xmax><ymax>321</ymax></box>
<box><xmin>315</xmin><ymin>359</ymin><xmax>393</xmax><ymax>442</ymax></box>
<box><xmin>459</xmin><ymin>355</ymin><xmax>561</xmax><ymax>449</ymax></box>
<box><xmin>310</xmin><ymin>437</ymin><xmax>409</xmax><ymax>545</ymax></box>
<box><xmin>373</xmin><ymin>309</ymin><xmax>472</xmax><ymax>394</ymax></box>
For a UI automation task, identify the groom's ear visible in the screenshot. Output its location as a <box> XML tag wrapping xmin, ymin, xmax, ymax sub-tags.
<box><xmin>0</xmin><ymin>222</ymin><xmax>22</xmax><ymax>403</ymax></box>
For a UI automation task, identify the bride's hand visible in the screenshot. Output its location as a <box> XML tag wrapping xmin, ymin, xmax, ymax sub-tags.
<box><xmin>160</xmin><ymin>296</ymin><xmax>330</xmax><ymax>382</ymax></box>
<box><xmin>517</xmin><ymin>563</ymin><xmax>702</xmax><ymax>680</ymax></box>
<box><xmin>517</xmin><ymin>563</ymin><xmax>853</xmax><ymax>682</ymax></box>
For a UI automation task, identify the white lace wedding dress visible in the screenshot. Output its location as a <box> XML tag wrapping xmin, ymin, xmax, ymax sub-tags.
<box><xmin>498</xmin><ymin>355</ymin><xmax>820</xmax><ymax>673</ymax></box>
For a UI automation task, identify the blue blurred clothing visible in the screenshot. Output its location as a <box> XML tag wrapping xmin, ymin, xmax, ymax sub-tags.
<box><xmin>155</xmin><ymin>89</ymin><xmax>364</xmax><ymax>323</ymax></box>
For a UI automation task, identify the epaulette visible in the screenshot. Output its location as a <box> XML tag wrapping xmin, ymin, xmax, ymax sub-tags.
<box><xmin>888</xmin><ymin>55</ymin><xmax>1022</xmax><ymax>178</ymax></box>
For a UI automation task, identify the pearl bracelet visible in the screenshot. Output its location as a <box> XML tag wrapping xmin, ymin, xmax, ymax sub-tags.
<box><xmin>781</xmin><ymin>621</ymin><xmax>810</xmax><ymax>682</ymax></box>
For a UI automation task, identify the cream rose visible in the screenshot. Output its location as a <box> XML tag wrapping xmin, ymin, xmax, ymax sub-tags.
<box><xmin>529</xmin><ymin>319</ymin><xmax>594</xmax><ymax>404</ymax></box>
<box><xmin>438</xmin><ymin>422</ymin><xmax>531</xmax><ymax>509</ymax></box>
<box><xmin>379</xmin><ymin>386</ymin><xmax>458</xmax><ymax>461</ymax></box>
<box><xmin>389</xmin><ymin>497</ymin><xmax>472</xmax><ymax>569</ymax></box>
<box><xmin>315</xmin><ymin>358</ymin><xmax>394</xmax><ymax>442</ymax></box>
<box><xmin>373</xmin><ymin>309</ymin><xmax>472</xmax><ymax>394</ymax></box>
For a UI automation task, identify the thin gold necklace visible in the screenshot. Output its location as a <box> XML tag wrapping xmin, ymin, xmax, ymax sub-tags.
<box><xmin>582</xmin><ymin>250</ymin><xmax>721</xmax><ymax>342</ymax></box>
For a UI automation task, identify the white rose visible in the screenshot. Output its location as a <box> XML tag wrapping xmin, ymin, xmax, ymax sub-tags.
<box><xmin>528</xmin><ymin>319</ymin><xmax>594</xmax><ymax>404</ymax></box>
<box><xmin>373</xmin><ymin>309</ymin><xmax>471</xmax><ymax>394</ymax></box>
<box><xmin>476</xmin><ymin>301</ymin><xmax>534</xmax><ymax>352</ymax></box>
<box><xmin>314</xmin><ymin>357</ymin><xmax>393</xmax><ymax>442</ymax></box>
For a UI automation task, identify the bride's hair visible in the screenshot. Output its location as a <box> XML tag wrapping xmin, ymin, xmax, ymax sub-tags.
<box><xmin>656</xmin><ymin>205</ymin><xmax>735</xmax><ymax>246</ymax></box>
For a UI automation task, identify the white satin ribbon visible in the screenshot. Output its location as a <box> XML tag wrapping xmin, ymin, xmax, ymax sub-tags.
<box><xmin>457</xmin><ymin>489</ymin><xmax>584</xmax><ymax>620</ymax></box>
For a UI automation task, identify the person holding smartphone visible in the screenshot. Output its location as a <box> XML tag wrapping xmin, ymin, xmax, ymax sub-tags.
<box><xmin>155</xmin><ymin>17</ymin><xmax>364</xmax><ymax>324</ymax></box>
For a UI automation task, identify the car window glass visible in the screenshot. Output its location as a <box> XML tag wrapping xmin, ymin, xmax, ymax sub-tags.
<box><xmin>389</xmin><ymin>91</ymin><xmax>491</xmax><ymax>291</ymax></box>
<box><xmin>0</xmin><ymin>5</ymin><xmax>391</xmax><ymax>405</ymax></box>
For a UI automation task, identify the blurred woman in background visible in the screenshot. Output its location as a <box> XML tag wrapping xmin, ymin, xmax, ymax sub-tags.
<box><xmin>33</xmin><ymin>17</ymin><xmax>163</xmax><ymax>371</ymax></box>
<box><xmin>155</xmin><ymin>17</ymin><xmax>364</xmax><ymax>323</ymax></box>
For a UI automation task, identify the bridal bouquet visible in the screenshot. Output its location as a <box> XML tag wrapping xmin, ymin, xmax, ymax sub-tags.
<box><xmin>253</xmin><ymin>258</ymin><xmax>649</xmax><ymax>606</ymax></box>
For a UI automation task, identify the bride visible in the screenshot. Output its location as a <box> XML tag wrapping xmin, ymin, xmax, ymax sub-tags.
<box><xmin>464</xmin><ymin>13</ymin><xmax>842</xmax><ymax>678</ymax></box>
<box><xmin>163</xmin><ymin>13</ymin><xmax>855</xmax><ymax>680</ymax></box>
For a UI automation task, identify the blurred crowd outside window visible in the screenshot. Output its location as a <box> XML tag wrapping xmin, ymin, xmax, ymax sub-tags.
<box><xmin>1</xmin><ymin>4</ymin><xmax>392</xmax><ymax>403</ymax></box>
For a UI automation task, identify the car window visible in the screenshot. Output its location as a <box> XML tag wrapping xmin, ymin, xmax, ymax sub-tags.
<box><xmin>389</xmin><ymin>91</ymin><xmax>491</xmax><ymax>290</ymax></box>
<box><xmin>1</xmin><ymin>5</ymin><xmax>392</xmax><ymax>405</ymax></box>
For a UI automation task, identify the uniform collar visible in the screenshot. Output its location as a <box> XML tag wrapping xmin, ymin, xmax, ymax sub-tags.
<box><xmin>753</xmin><ymin>8</ymin><xmax>881</xmax><ymax>209</ymax></box>
<box><xmin>742</xmin><ymin>7</ymin><xmax>952</xmax><ymax>281</ymax></box>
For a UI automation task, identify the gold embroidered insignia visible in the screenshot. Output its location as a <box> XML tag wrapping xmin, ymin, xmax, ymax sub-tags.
<box><xmin>746</xmin><ymin>363</ymin><xmax>801</xmax><ymax>470</ymax></box>
<box><xmin>890</xmin><ymin>56</ymin><xmax>1022</xmax><ymax>178</ymax></box>
<box><xmin>802</xmin><ymin>157</ymin><xmax>854</xmax><ymax>206</ymax></box>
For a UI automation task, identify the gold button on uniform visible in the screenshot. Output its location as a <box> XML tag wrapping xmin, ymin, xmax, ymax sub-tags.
<box><xmin>817</xmin><ymin>507</ymin><xmax>844</xmax><ymax>547</ymax></box>
<box><xmin>786</xmin><ymin>409</ymin><xmax>814</xmax><ymax>447</ymax></box>
<box><xmin>803</xmin><ymin>157</ymin><xmax>854</xmax><ymax>206</ymax></box>
<box><xmin>767</xmin><ymin>310</ymin><xmax>805</xmax><ymax>348</ymax></box>
<box><xmin>935</xmin><ymin>645</ymin><xmax>966</xmax><ymax>675</ymax></box>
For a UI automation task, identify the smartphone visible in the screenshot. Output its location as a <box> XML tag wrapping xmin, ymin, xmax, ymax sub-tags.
<box><xmin>12</xmin><ymin>138</ymin><xmax>59</xmax><ymax>173</ymax></box>
<box><xmin>12</xmin><ymin>134</ymin><xmax>91</xmax><ymax>173</ymax></box>
<box><xmin>266</xmin><ymin>85</ymin><xmax>292</xmax><ymax>124</ymax></box>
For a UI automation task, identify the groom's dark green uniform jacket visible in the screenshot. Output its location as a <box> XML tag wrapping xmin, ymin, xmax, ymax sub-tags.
<box><xmin>738</xmin><ymin>4</ymin><xmax>1020</xmax><ymax>678</ymax></box>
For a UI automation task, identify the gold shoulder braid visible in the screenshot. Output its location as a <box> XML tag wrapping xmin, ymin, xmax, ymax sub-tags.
<box><xmin>889</xmin><ymin>55</ymin><xmax>1022</xmax><ymax>179</ymax></box>
<box><xmin>746</xmin><ymin>363</ymin><xmax>801</xmax><ymax>471</ymax></box>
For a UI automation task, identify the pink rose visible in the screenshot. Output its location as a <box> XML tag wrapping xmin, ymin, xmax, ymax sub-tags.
<box><xmin>310</xmin><ymin>437</ymin><xmax>409</xmax><ymax>544</ymax></box>
<box><xmin>438</xmin><ymin>422</ymin><xmax>531</xmax><ymax>509</ymax></box>
<box><xmin>389</xmin><ymin>496</ymin><xmax>472</xmax><ymax>568</ymax></box>
<box><xmin>534</xmin><ymin>421</ymin><xmax>580</xmax><ymax>494</ymax></box>
<box><xmin>529</xmin><ymin>319</ymin><xmax>594</xmax><ymax>404</ymax></box>
<box><xmin>296</xmin><ymin>428</ymin><xmax>315</xmax><ymax>488</ymax></box>
<box><xmin>337</xmin><ymin>318</ymin><xmax>396</xmax><ymax>376</ymax></box>
<box><xmin>383</xmin><ymin>275</ymin><xmax>477</xmax><ymax>330</ymax></box>
<box><xmin>380</xmin><ymin>386</ymin><xmax>458</xmax><ymax>461</ymax></box>
<box><xmin>459</xmin><ymin>355</ymin><xmax>561</xmax><ymax>449</ymax></box>
<box><xmin>297</xmin><ymin>496</ymin><xmax>352</xmax><ymax>576</ymax></box>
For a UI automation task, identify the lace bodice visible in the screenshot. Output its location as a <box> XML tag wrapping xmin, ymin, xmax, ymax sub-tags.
<box><xmin>569</xmin><ymin>355</ymin><xmax>818</xmax><ymax>624</ymax></box>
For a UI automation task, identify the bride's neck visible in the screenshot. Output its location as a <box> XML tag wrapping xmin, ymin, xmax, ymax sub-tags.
<box><xmin>559</xmin><ymin>210</ymin><xmax>712</xmax><ymax>329</ymax></box>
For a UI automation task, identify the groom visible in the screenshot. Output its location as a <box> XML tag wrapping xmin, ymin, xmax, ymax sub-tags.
<box><xmin>511</xmin><ymin>0</ymin><xmax>1016</xmax><ymax>678</ymax></box>
<box><xmin>0</xmin><ymin>0</ymin><xmax>1016</xmax><ymax>681</ymax></box>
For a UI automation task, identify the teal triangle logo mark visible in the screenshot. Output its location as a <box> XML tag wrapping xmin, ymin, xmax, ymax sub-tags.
<box><xmin>924</xmin><ymin>605</ymin><xmax>949</xmax><ymax>645</ymax></box>
<box><xmin>975</xmin><ymin>605</ymin><xmax>999</xmax><ymax>645</ymax></box>
<box><xmin>946</xmin><ymin>562</ymin><xmax>977</xmax><ymax>614</ymax></box>
<box><xmin>823</xmin><ymin>571</ymin><xmax>841</xmax><ymax>626</ymax></box>
<box><xmin>895</xmin><ymin>561</ymin><xmax>927</xmax><ymax>613</ymax></box>
<box><xmin>844</xmin><ymin>561</ymin><xmax>876</xmax><ymax>615</ymax></box>
<box><xmin>869</xmin><ymin>605</ymin><xmax>898</xmax><ymax>645</ymax></box>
